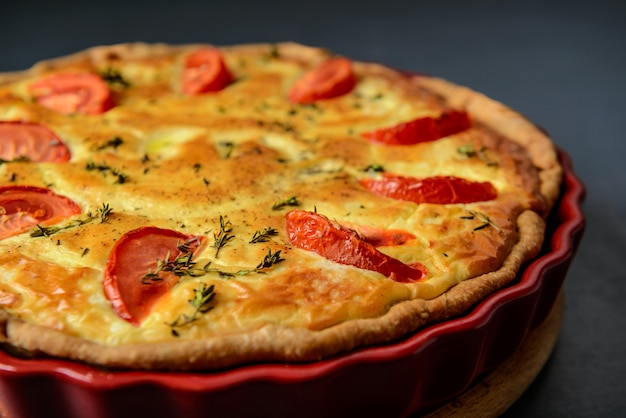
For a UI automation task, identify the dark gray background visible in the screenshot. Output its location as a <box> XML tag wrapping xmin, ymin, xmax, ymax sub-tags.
<box><xmin>2</xmin><ymin>1</ymin><xmax>625</xmax><ymax>416</ymax></box>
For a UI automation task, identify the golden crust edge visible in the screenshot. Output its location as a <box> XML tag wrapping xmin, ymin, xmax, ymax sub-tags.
<box><xmin>1</xmin><ymin>211</ymin><xmax>545</xmax><ymax>370</ymax></box>
<box><xmin>0</xmin><ymin>41</ymin><xmax>331</xmax><ymax>85</ymax></box>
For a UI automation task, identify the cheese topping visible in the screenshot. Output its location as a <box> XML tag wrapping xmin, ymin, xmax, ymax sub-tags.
<box><xmin>0</xmin><ymin>43</ymin><xmax>545</xmax><ymax>347</ymax></box>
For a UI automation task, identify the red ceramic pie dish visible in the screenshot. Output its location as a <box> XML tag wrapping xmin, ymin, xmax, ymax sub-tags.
<box><xmin>0</xmin><ymin>149</ymin><xmax>585</xmax><ymax>418</ymax></box>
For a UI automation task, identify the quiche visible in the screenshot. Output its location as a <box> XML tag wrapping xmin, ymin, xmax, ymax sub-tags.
<box><xmin>0</xmin><ymin>42</ymin><xmax>561</xmax><ymax>370</ymax></box>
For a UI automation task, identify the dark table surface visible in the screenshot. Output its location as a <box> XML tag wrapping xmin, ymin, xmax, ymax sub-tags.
<box><xmin>2</xmin><ymin>1</ymin><xmax>625</xmax><ymax>416</ymax></box>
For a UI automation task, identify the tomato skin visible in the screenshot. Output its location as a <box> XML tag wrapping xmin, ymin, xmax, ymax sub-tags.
<box><xmin>0</xmin><ymin>121</ymin><xmax>71</xmax><ymax>162</ymax></box>
<box><xmin>436</xmin><ymin>109</ymin><xmax>471</xmax><ymax>138</ymax></box>
<box><xmin>339</xmin><ymin>222</ymin><xmax>415</xmax><ymax>247</ymax></box>
<box><xmin>29</xmin><ymin>73</ymin><xmax>114</xmax><ymax>115</ymax></box>
<box><xmin>0</xmin><ymin>185</ymin><xmax>81</xmax><ymax>240</ymax></box>
<box><xmin>362</xmin><ymin>110</ymin><xmax>471</xmax><ymax>145</ymax></box>
<box><xmin>103</xmin><ymin>226</ymin><xmax>206</xmax><ymax>326</ymax></box>
<box><xmin>181</xmin><ymin>47</ymin><xmax>232</xmax><ymax>95</ymax></box>
<box><xmin>286</xmin><ymin>210</ymin><xmax>426</xmax><ymax>283</ymax></box>
<box><xmin>359</xmin><ymin>174</ymin><xmax>498</xmax><ymax>204</ymax></box>
<box><xmin>288</xmin><ymin>57</ymin><xmax>356</xmax><ymax>104</ymax></box>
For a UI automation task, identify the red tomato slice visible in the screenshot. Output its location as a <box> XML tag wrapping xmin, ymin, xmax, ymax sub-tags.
<box><xmin>181</xmin><ymin>47</ymin><xmax>233</xmax><ymax>95</ymax></box>
<box><xmin>286</xmin><ymin>210</ymin><xmax>426</xmax><ymax>283</ymax></box>
<box><xmin>339</xmin><ymin>222</ymin><xmax>415</xmax><ymax>247</ymax></box>
<box><xmin>29</xmin><ymin>73</ymin><xmax>114</xmax><ymax>115</ymax></box>
<box><xmin>361</xmin><ymin>110</ymin><xmax>471</xmax><ymax>145</ymax></box>
<box><xmin>436</xmin><ymin>109</ymin><xmax>472</xmax><ymax>138</ymax></box>
<box><xmin>359</xmin><ymin>174</ymin><xmax>497</xmax><ymax>204</ymax></box>
<box><xmin>0</xmin><ymin>185</ymin><xmax>81</xmax><ymax>240</ymax></box>
<box><xmin>0</xmin><ymin>121</ymin><xmax>71</xmax><ymax>162</ymax></box>
<box><xmin>103</xmin><ymin>227</ymin><xmax>206</xmax><ymax>326</ymax></box>
<box><xmin>288</xmin><ymin>57</ymin><xmax>356</xmax><ymax>104</ymax></box>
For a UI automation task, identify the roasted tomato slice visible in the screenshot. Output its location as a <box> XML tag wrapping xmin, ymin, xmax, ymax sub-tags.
<box><xmin>29</xmin><ymin>73</ymin><xmax>114</xmax><ymax>115</ymax></box>
<box><xmin>0</xmin><ymin>121</ymin><xmax>71</xmax><ymax>162</ymax></box>
<box><xmin>103</xmin><ymin>226</ymin><xmax>206</xmax><ymax>326</ymax></box>
<box><xmin>339</xmin><ymin>222</ymin><xmax>416</xmax><ymax>247</ymax></box>
<box><xmin>0</xmin><ymin>185</ymin><xmax>81</xmax><ymax>240</ymax></box>
<box><xmin>286</xmin><ymin>210</ymin><xmax>426</xmax><ymax>283</ymax></box>
<box><xmin>181</xmin><ymin>47</ymin><xmax>233</xmax><ymax>95</ymax></box>
<box><xmin>288</xmin><ymin>57</ymin><xmax>356</xmax><ymax>104</ymax></box>
<box><xmin>359</xmin><ymin>174</ymin><xmax>497</xmax><ymax>204</ymax></box>
<box><xmin>362</xmin><ymin>110</ymin><xmax>471</xmax><ymax>145</ymax></box>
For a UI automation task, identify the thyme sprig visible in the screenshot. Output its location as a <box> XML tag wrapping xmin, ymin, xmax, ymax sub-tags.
<box><xmin>166</xmin><ymin>283</ymin><xmax>216</xmax><ymax>337</ymax></box>
<box><xmin>30</xmin><ymin>203</ymin><xmax>113</xmax><ymax>237</ymax></box>
<box><xmin>255</xmin><ymin>248</ymin><xmax>285</xmax><ymax>270</ymax></box>
<box><xmin>141</xmin><ymin>238</ymin><xmax>205</xmax><ymax>284</ymax></box>
<box><xmin>217</xmin><ymin>141</ymin><xmax>234</xmax><ymax>159</ymax></box>
<box><xmin>457</xmin><ymin>144</ymin><xmax>498</xmax><ymax>167</ymax></box>
<box><xmin>99</xmin><ymin>67</ymin><xmax>131</xmax><ymax>88</ymax></box>
<box><xmin>249</xmin><ymin>227</ymin><xmax>278</xmax><ymax>243</ymax></box>
<box><xmin>30</xmin><ymin>218</ymin><xmax>93</xmax><ymax>237</ymax></box>
<box><xmin>212</xmin><ymin>215</ymin><xmax>234</xmax><ymax>257</ymax></box>
<box><xmin>204</xmin><ymin>248</ymin><xmax>285</xmax><ymax>277</ymax></box>
<box><xmin>272</xmin><ymin>196</ymin><xmax>300</xmax><ymax>210</ymax></box>
<box><xmin>94</xmin><ymin>136</ymin><xmax>124</xmax><ymax>151</ymax></box>
<box><xmin>142</xmin><ymin>232</ymin><xmax>285</xmax><ymax>283</ymax></box>
<box><xmin>96</xmin><ymin>203</ymin><xmax>113</xmax><ymax>223</ymax></box>
<box><xmin>146</xmin><ymin>245</ymin><xmax>285</xmax><ymax>334</ymax></box>
<box><xmin>461</xmin><ymin>210</ymin><xmax>502</xmax><ymax>233</ymax></box>
<box><xmin>363</xmin><ymin>164</ymin><xmax>385</xmax><ymax>173</ymax></box>
<box><xmin>86</xmin><ymin>160</ymin><xmax>129</xmax><ymax>184</ymax></box>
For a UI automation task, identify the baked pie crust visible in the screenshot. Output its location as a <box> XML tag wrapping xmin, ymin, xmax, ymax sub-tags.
<box><xmin>0</xmin><ymin>43</ymin><xmax>561</xmax><ymax>370</ymax></box>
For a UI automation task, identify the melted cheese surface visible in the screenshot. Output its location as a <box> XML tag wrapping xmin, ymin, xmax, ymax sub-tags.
<box><xmin>0</xmin><ymin>43</ymin><xmax>542</xmax><ymax>345</ymax></box>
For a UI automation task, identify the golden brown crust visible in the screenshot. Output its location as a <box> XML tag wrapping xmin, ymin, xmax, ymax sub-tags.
<box><xmin>3</xmin><ymin>211</ymin><xmax>544</xmax><ymax>370</ymax></box>
<box><xmin>0</xmin><ymin>42</ymin><xmax>560</xmax><ymax>370</ymax></box>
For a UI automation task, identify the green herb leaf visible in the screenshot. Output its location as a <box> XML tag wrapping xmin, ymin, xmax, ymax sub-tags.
<box><xmin>94</xmin><ymin>136</ymin><xmax>124</xmax><ymax>151</ymax></box>
<box><xmin>166</xmin><ymin>283</ymin><xmax>216</xmax><ymax>336</ymax></box>
<box><xmin>86</xmin><ymin>160</ymin><xmax>129</xmax><ymax>184</ymax></box>
<box><xmin>96</xmin><ymin>203</ymin><xmax>113</xmax><ymax>223</ymax></box>
<box><xmin>255</xmin><ymin>248</ymin><xmax>284</xmax><ymax>270</ymax></box>
<box><xmin>363</xmin><ymin>164</ymin><xmax>385</xmax><ymax>173</ymax></box>
<box><xmin>272</xmin><ymin>196</ymin><xmax>300</xmax><ymax>210</ymax></box>
<box><xmin>249</xmin><ymin>227</ymin><xmax>278</xmax><ymax>243</ymax></box>
<box><xmin>190</xmin><ymin>283</ymin><xmax>216</xmax><ymax>313</ymax></box>
<box><xmin>461</xmin><ymin>210</ymin><xmax>502</xmax><ymax>233</ymax></box>
<box><xmin>457</xmin><ymin>144</ymin><xmax>498</xmax><ymax>167</ymax></box>
<box><xmin>29</xmin><ymin>215</ymin><xmax>95</xmax><ymax>238</ymax></box>
<box><xmin>99</xmin><ymin>68</ymin><xmax>131</xmax><ymax>88</ymax></box>
<box><xmin>141</xmin><ymin>237</ymin><xmax>206</xmax><ymax>284</ymax></box>
<box><xmin>217</xmin><ymin>141</ymin><xmax>234</xmax><ymax>159</ymax></box>
<box><xmin>202</xmin><ymin>247</ymin><xmax>285</xmax><ymax>278</ymax></box>
<box><xmin>212</xmin><ymin>215</ymin><xmax>234</xmax><ymax>257</ymax></box>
